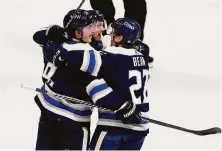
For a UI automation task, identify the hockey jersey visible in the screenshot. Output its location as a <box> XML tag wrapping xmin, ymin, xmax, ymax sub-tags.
<box><xmin>36</xmin><ymin>40</ymin><xmax>127</xmax><ymax>124</ymax></box>
<box><xmin>60</xmin><ymin>45</ymin><xmax>150</xmax><ymax>132</ymax></box>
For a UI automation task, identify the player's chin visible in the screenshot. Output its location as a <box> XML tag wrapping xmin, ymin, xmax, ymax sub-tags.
<box><xmin>83</xmin><ymin>36</ymin><xmax>92</xmax><ymax>43</ymax></box>
<box><xmin>93</xmin><ymin>36</ymin><xmax>101</xmax><ymax>41</ymax></box>
<box><xmin>87</xmin><ymin>37</ymin><xmax>92</xmax><ymax>43</ymax></box>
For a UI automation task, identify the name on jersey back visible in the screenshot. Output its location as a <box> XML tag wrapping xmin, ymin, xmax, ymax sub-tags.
<box><xmin>132</xmin><ymin>56</ymin><xmax>146</xmax><ymax>67</ymax></box>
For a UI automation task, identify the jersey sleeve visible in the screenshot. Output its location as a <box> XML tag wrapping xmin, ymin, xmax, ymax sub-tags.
<box><xmin>63</xmin><ymin>49</ymin><xmax>102</xmax><ymax>77</ymax></box>
<box><xmin>84</xmin><ymin>77</ymin><xmax>126</xmax><ymax>111</ymax></box>
<box><xmin>33</xmin><ymin>28</ymin><xmax>47</xmax><ymax>46</ymax></box>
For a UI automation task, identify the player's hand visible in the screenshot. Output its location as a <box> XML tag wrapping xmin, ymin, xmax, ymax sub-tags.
<box><xmin>115</xmin><ymin>101</ymin><xmax>141</xmax><ymax>124</ymax></box>
<box><xmin>45</xmin><ymin>25</ymin><xmax>67</xmax><ymax>44</ymax></box>
<box><xmin>134</xmin><ymin>40</ymin><xmax>154</xmax><ymax>63</ymax></box>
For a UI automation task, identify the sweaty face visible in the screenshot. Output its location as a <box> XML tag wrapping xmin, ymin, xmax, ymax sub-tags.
<box><xmin>82</xmin><ymin>23</ymin><xmax>96</xmax><ymax>43</ymax></box>
<box><xmin>92</xmin><ymin>21</ymin><xmax>104</xmax><ymax>41</ymax></box>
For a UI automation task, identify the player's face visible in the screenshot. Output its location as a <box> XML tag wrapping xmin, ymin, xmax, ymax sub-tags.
<box><xmin>109</xmin><ymin>27</ymin><xmax>122</xmax><ymax>46</ymax></box>
<box><xmin>82</xmin><ymin>23</ymin><xmax>96</xmax><ymax>43</ymax></box>
<box><xmin>92</xmin><ymin>21</ymin><xmax>104</xmax><ymax>41</ymax></box>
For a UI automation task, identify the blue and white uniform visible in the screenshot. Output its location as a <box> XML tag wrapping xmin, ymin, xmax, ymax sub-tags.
<box><xmin>34</xmin><ymin>37</ymin><xmax>129</xmax><ymax>150</ymax></box>
<box><xmin>60</xmin><ymin>45</ymin><xmax>150</xmax><ymax>150</ymax></box>
<box><xmin>62</xmin><ymin>46</ymin><xmax>150</xmax><ymax>133</ymax></box>
<box><xmin>37</xmin><ymin>41</ymin><xmax>127</xmax><ymax>123</ymax></box>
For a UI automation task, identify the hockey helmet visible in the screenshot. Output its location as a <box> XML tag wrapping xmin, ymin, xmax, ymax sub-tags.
<box><xmin>111</xmin><ymin>18</ymin><xmax>141</xmax><ymax>44</ymax></box>
<box><xmin>63</xmin><ymin>9</ymin><xmax>94</xmax><ymax>38</ymax></box>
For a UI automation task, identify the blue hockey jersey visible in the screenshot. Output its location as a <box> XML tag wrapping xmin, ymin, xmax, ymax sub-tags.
<box><xmin>60</xmin><ymin>45</ymin><xmax>150</xmax><ymax>132</ymax></box>
<box><xmin>36</xmin><ymin>40</ymin><xmax>127</xmax><ymax>124</ymax></box>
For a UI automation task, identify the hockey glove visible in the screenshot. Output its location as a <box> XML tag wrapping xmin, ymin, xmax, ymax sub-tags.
<box><xmin>45</xmin><ymin>25</ymin><xmax>67</xmax><ymax>44</ymax></box>
<box><xmin>134</xmin><ymin>40</ymin><xmax>154</xmax><ymax>63</ymax></box>
<box><xmin>33</xmin><ymin>25</ymin><xmax>67</xmax><ymax>46</ymax></box>
<box><xmin>115</xmin><ymin>101</ymin><xmax>142</xmax><ymax>124</ymax></box>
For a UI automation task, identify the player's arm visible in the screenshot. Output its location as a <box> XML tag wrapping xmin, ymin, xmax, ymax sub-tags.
<box><xmin>45</xmin><ymin>41</ymin><xmax>102</xmax><ymax>76</ymax></box>
<box><xmin>33</xmin><ymin>25</ymin><xmax>68</xmax><ymax>65</ymax></box>
<box><xmin>83</xmin><ymin>76</ymin><xmax>141</xmax><ymax>124</ymax></box>
<box><xmin>33</xmin><ymin>28</ymin><xmax>47</xmax><ymax>46</ymax></box>
<box><xmin>33</xmin><ymin>25</ymin><xmax>67</xmax><ymax>46</ymax></box>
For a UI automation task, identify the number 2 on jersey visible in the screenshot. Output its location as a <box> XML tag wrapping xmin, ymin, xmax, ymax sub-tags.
<box><xmin>129</xmin><ymin>69</ymin><xmax>149</xmax><ymax>104</ymax></box>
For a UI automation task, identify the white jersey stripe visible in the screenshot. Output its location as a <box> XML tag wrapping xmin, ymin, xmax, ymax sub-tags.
<box><xmin>37</xmin><ymin>93</ymin><xmax>90</xmax><ymax>122</ymax></box>
<box><xmin>82</xmin><ymin>127</ymin><xmax>88</xmax><ymax>150</ymax></box>
<box><xmin>91</xmin><ymin>50</ymin><xmax>102</xmax><ymax>76</ymax></box>
<box><xmin>95</xmin><ymin>131</ymin><xmax>107</xmax><ymax>150</ymax></box>
<box><xmin>97</xmin><ymin>120</ymin><xmax>149</xmax><ymax>131</ymax></box>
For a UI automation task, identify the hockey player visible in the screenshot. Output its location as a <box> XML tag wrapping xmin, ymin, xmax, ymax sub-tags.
<box><xmin>89</xmin><ymin>18</ymin><xmax>150</xmax><ymax>150</ymax></box>
<box><xmin>44</xmin><ymin>18</ymin><xmax>150</xmax><ymax>150</ymax></box>
<box><xmin>33</xmin><ymin>9</ymin><xmax>93</xmax><ymax>150</ymax></box>
<box><xmin>33</xmin><ymin>10</ymin><xmax>141</xmax><ymax>150</ymax></box>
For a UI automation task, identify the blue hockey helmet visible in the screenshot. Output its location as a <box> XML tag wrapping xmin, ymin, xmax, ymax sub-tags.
<box><xmin>63</xmin><ymin>9</ymin><xmax>83</xmax><ymax>28</ymax></box>
<box><xmin>63</xmin><ymin>9</ymin><xmax>94</xmax><ymax>38</ymax></box>
<box><xmin>88</xmin><ymin>10</ymin><xmax>105</xmax><ymax>22</ymax></box>
<box><xmin>111</xmin><ymin>18</ymin><xmax>141</xmax><ymax>44</ymax></box>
